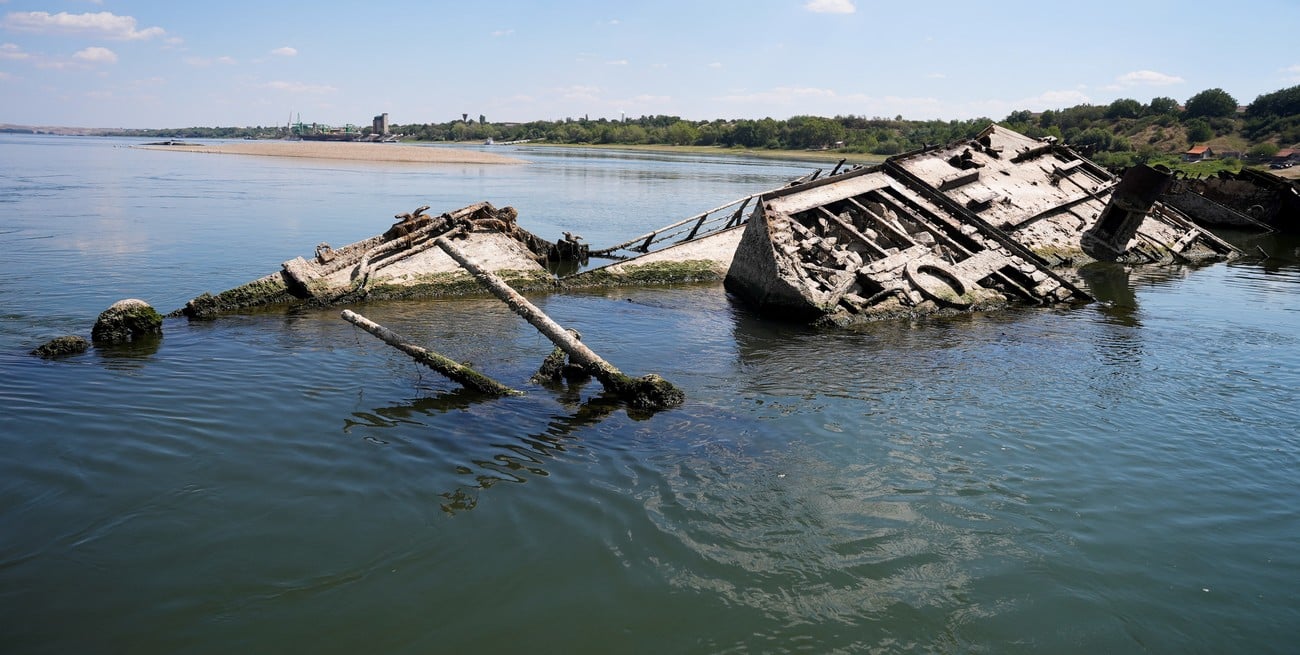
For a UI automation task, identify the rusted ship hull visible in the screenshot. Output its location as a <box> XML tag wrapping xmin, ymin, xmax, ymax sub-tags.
<box><xmin>724</xmin><ymin>165</ymin><xmax>1092</xmax><ymax>323</ymax></box>
<box><xmin>179</xmin><ymin>124</ymin><xmax>1241</xmax><ymax>326</ymax></box>
<box><xmin>724</xmin><ymin>125</ymin><xmax>1239</xmax><ymax>324</ymax></box>
<box><xmin>1162</xmin><ymin>168</ymin><xmax>1300</xmax><ymax>233</ymax></box>
<box><xmin>179</xmin><ymin>202</ymin><xmax>556</xmax><ymax>318</ymax></box>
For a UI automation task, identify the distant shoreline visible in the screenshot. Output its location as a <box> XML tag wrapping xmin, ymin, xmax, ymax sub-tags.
<box><xmin>133</xmin><ymin>140</ymin><xmax>526</xmax><ymax>165</ymax></box>
<box><xmin>495</xmin><ymin>141</ymin><xmax>883</xmax><ymax>165</ymax></box>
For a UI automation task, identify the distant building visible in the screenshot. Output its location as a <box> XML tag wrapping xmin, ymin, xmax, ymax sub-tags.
<box><xmin>1183</xmin><ymin>145</ymin><xmax>1214</xmax><ymax>162</ymax></box>
<box><xmin>373</xmin><ymin>113</ymin><xmax>389</xmax><ymax>136</ymax></box>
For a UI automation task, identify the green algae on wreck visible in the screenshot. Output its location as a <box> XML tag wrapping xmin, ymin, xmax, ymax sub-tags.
<box><xmin>31</xmin><ymin>335</ymin><xmax>90</xmax><ymax>358</ymax></box>
<box><xmin>564</xmin><ymin>260</ymin><xmax>726</xmax><ymax>288</ymax></box>
<box><xmin>92</xmin><ymin>299</ymin><xmax>164</xmax><ymax>344</ymax></box>
<box><xmin>177</xmin><ymin>202</ymin><xmax>557</xmax><ymax>318</ymax></box>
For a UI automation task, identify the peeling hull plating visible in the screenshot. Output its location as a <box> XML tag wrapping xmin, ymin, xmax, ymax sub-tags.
<box><xmin>724</xmin><ymin>124</ymin><xmax>1240</xmax><ymax>324</ymax></box>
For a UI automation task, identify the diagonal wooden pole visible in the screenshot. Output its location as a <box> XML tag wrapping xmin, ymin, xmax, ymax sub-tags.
<box><xmin>433</xmin><ymin>235</ymin><xmax>684</xmax><ymax>410</ymax></box>
<box><xmin>342</xmin><ymin>309</ymin><xmax>522</xmax><ymax>396</ymax></box>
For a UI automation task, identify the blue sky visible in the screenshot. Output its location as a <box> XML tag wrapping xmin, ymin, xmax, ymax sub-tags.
<box><xmin>2</xmin><ymin>0</ymin><xmax>1298</xmax><ymax>129</ymax></box>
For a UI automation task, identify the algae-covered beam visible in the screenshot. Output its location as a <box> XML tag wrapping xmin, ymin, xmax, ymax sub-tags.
<box><xmin>341</xmin><ymin>309</ymin><xmax>521</xmax><ymax>396</ymax></box>
<box><xmin>433</xmin><ymin>235</ymin><xmax>684</xmax><ymax>410</ymax></box>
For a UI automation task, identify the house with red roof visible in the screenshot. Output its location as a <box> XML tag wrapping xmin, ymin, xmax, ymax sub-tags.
<box><xmin>1183</xmin><ymin>145</ymin><xmax>1214</xmax><ymax>162</ymax></box>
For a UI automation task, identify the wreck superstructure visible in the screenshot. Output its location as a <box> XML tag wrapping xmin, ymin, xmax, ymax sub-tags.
<box><xmin>180</xmin><ymin>202</ymin><xmax>555</xmax><ymax>318</ymax></box>
<box><xmin>723</xmin><ymin>125</ymin><xmax>1238</xmax><ymax>324</ymax></box>
<box><xmin>723</xmin><ymin>163</ymin><xmax>1093</xmax><ymax>323</ymax></box>
<box><xmin>888</xmin><ymin>125</ymin><xmax>1235</xmax><ymax>266</ymax></box>
<box><xmin>1162</xmin><ymin>167</ymin><xmax>1300</xmax><ymax>233</ymax></box>
<box><xmin>178</xmin><ymin>124</ymin><xmax>1242</xmax><ymax>326</ymax></box>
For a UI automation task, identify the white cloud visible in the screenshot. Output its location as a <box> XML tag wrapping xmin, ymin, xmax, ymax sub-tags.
<box><xmin>185</xmin><ymin>55</ymin><xmax>237</xmax><ymax>67</ymax></box>
<box><xmin>270</xmin><ymin>46</ymin><xmax>297</xmax><ymax>57</ymax></box>
<box><xmin>606</xmin><ymin>58</ymin><xmax>628</xmax><ymax>66</ymax></box>
<box><xmin>262</xmin><ymin>80</ymin><xmax>337</xmax><ymax>94</ymax></box>
<box><xmin>926</xmin><ymin>72</ymin><xmax>946</xmax><ymax>79</ymax></box>
<box><xmin>559</xmin><ymin>85</ymin><xmax>601</xmax><ymax>103</ymax></box>
<box><xmin>491</xmin><ymin>29</ymin><xmax>514</xmax><ymax>37</ymax></box>
<box><xmin>713</xmin><ymin>85</ymin><xmax>946</xmax><ymax>119</ymax></box>
<box><xmin>717</xmin><ymin>86</ymin><xmax>850</xmax><ymax>105</ymax></box>
<box><xmin>804</xmin><ymin>0</ymin><xmax>855</xmax><ymax>14</ymax></box>
<box><xmin>73</xmin><ymin>46</ymin><xmax>116</xmax><ymax>64</ymax></box>
<box><xmin>1116</xmin><ymin>70</ymin><xmax>1184</xmax><ymax>86</ymax></box>
<box><xmin>708</xmin><ymin>62</ymin><xmax>723</xmax><ymax>69</ymax></box>
<box><xmin>2</xmin><ymin>11</ymin><xmax>165</xmax><ymax>40</ymax></box>
<box><xmin>969</xmin><ymin>89</ymin><xmax>1094</xmax><ymax>118</ymax></box>
<box><xmin>1283</xmin><ymin>64</ymin><xmax>1300</xmax><ymax>83</ymax></box>
<box><xmin>0</xmin><ymin>42</ymin><xmax>29</xmax><ymax>60</ymax></box>
<box><xmin>0</xmin><ymin>71</ymin><xmax>12</xmax><ymax>81</ymax></box>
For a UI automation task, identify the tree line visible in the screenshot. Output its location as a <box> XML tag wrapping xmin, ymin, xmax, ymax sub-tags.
<box><xmin>389</xmin><ymin>84</ymin><xmax>1299</xmax><ymax>163</ymax></box>
<box><xmin>92</xmin><ymin>84</ymin><xmax>1300</xmax><ymax>167</ymax></box>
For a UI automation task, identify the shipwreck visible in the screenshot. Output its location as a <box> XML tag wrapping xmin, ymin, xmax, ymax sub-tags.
<box><xmin>1162</xmin><ymin>167</ymin><xmax>1300</xmax><ymax>233</ymax></box>
<box><xmin>176</xmin><ymin>124</ymin><xmax>1240</xmax><ymax>327</ymax></box>
<box><xmin>724</xmin><ymin>125</ymin><xmax>1239</xmax><ymax>324</ymax></box>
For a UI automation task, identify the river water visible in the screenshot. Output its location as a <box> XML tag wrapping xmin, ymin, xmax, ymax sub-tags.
<box><xmin>2</xmin><ymin>135</ymin><xmax>1297</xmax><ymax>653</ymax></box>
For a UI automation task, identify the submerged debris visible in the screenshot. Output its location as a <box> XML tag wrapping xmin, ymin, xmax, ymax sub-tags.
<box><xmin>178</xmin><ymin>202</ymin><xmax>557</xmax><ymax>318</ymax></box>
<box><xmin>434</xmin><ymin>235</ymin><xmax>684</xmax><ymax>410</ymax></box>
<box><xmin>170</xmin><ymin>124</ymin><xmax>1244</xmax><ymax>332</ymax></box>
<box><xmin>31</xmin><ymin>335</ymin><xmax>89</xmax><ymax>358</ymax></box>
<box><xmin>1163</xmin><ymin>168</ymin><xmax>1300</xmax><ymax>233</ymax></box>
<box><xmin>92</xmin><ymin>299</ymin><xmax>163</xmax><ymax>344</ymax></box>
<box><xmin>341</xmin><ymin>309</ymin><xmax>522</xmax><ymax>396</ymax></box>
<box><xmin>723</xmin><ymin>125</ymin><xmax>1239</xmax><ymax>324</ymax></box>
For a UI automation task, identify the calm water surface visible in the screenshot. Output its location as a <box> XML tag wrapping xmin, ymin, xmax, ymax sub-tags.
<box><xmin>1</xmin><ymin>135</ymin><xmax>1298</xmax><ymax>653</ymax></box>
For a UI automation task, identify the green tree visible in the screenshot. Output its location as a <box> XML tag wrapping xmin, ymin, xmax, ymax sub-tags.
<box><xmin>1247</xmin><ymin>142</ymin><xmax>1280</xmax><ymax>159</ymax></box>
<box><xmin>1246</xmin><ymin>85</ymin><xmax>1300</xmax><ymax>118</ymax></box>
<box><xmin>1185</xmin><ymin>118</ymin><xmax>1213</xmax><ymax>143</ymax></box>
<box><xmin>1004</xmin><ymin>109</ymin><xmax>1033</xmax><ymax>126</ymax></box>
<box><xmin>664</xmin><ymin>120</ymin><xmax>699</xmax><ymax>146</ymax></box>
<box><xmin>1072</xmin><ymin>127</ymin><xmax>1115</xmax><ymax>152</ymax></box>
<box><xmin>1184</xmin><ymin>88</ymin><xmax>1238</xmax><ymax>119</ymax></box>
<box><xmin>784</xmin><ymin>115</ymin><xmax>845</xmax><ymax>149</ymax></box>
<box><xmin>1105</xmin><ymin>98</ymin><xmax>1142</xmax><ymax>119</ymax></box>
<box><xmin>1146</xmin><ymin>96</ymin><xmax>1180</xmax><ymax>116</ymax></box>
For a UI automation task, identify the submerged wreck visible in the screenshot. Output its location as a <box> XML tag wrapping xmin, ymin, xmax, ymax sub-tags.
<box><xmin>724</xmin><ymin>125</ymin><xmax>1238</xmax><ymax>324</ymax></box>
<box><xmin>178</xmin><ymin>124</ymin><xmax>1240</xmax><ymax>327</ymax></box>
<box><xmin>1162</xmin><ymin>167</ymin><xmax>1300</xmax><ymax>233</ymax></box>
<box><xmin>178</xmin><ymin>191</ymin><xmax>766</xmax><ymax>318</ymax></box>
<box><xmin>180</xmin><ymin>202</ymin><xmax>557</xmax><ymax>318</ymax></box>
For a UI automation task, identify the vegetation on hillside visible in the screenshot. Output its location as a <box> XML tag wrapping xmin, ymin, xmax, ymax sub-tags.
<box><xmin>51</xmin><ymin>84</ymin><xmax>1300</xmax><ymax>173</ymax></box>
<box><xmin>389</xmin><ymin>84</ymin><xmax>1300</xmax><ymax>172</ymax></box>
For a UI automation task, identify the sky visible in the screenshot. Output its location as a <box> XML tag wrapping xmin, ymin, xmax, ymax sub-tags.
<box><xmin>2</xmin><ymin>0</ymin><xmax>1298</xmax><ymax>129</ymax></box>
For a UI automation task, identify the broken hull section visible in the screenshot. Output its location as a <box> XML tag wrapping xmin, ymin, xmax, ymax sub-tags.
<box><xmin>180</xmin><ymin>202</ymin><xmax>555</xmax><ymax>318</ymax></box>
<box><xmin>725</xmin><ymin>166</ymin><xmax>1091</xmax><ymax>324</ymax></box>
<box><xmin>1162</xmin><ymin>168</ymin><xmax>1300</xmax><ymax>233</ymax></box>
<box><xmin>888</xmin><ymin>125</ymin><xmax>1236</xmax><ymax>267</ymax></box>
<box><xmin>725</xmin><ymin>125</ymin><xmax>1239</xmax><ymax>324</ymax></box>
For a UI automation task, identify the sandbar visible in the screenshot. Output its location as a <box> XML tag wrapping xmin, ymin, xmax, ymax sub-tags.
<box><xmin>134</xmin><ymin>140</ymin><xmax>525</xmax><ymax>165</ymax></box>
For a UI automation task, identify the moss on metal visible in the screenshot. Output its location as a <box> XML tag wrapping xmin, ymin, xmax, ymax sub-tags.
<box><xmin>365</xmin><ymin>269</ymin><xmax>557</xmax><ymax>300</ymax></box>
<box><xmin>31</xmin><ymin>335</ymin><xmax>90</xmax><ymax>358</ymax></box>
<box><xmin>564</xmin><ymin>260</ymin><xmax>724</xmax><ymax>288</ymax></box>
<box><xmin>178</xmin><ymin>274</ymin><xmax>296</xmax><ymax>319</ymax></box>
<box><xmin>92</xmin><ymin>299</ymin><xmax>163</xmax><ymax>344</ymax></box>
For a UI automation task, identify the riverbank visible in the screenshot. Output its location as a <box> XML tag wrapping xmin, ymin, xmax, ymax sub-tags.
<box><xmin>135</xmin><ymin>140</ymin><xmax>526</xmax><ymax>164</ymax></box>
<box><xmin>480</xmin><ymin>140</ymin><xmax>885</xmax><ymax>165</ymax></box>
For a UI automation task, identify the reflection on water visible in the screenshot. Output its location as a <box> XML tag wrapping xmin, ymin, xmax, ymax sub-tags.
<box><xmin>343</xmin><ymin>387</ymin><xmax>631</xmax><ymax>515</ymax></box>
<box><xmin>3</xmin><ymin>136</ymin><xmax>1300</xmax><ymax>653</ymax></box>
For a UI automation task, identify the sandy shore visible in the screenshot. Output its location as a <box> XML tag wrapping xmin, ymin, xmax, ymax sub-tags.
<box><xmin>134</xmin><ymin>140</ymin><xmax>525</xmax><ymax>164</ymax></box>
